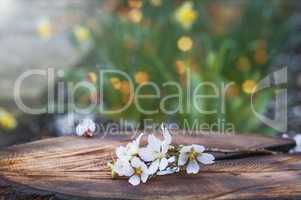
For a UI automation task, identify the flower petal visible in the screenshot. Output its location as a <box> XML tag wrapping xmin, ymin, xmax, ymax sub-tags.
<box><xmin>161</xmin><ymin>143</ymin><xmax>169</xmax><ymax>154</ymax></box>
<box><xmin>192</xmin><ymin>144</ymin><xmax>205</xmax><ymax>153</ymax></box>
<box><xmin>167</xmin><ymin>156</ymin><xmax>176</xmax><ymax>163</ymax></box>
<box><xmin>114</xmin><ymin>161</ymin><xmax>124</xmax><ymax>176</ymax></box>
<box><xmin>186</xmin><ymin>159</ymin><xmax>200</xmax><ymax>174</ymax></box>
<box><xmin>148</xmin><ymin>134</ymin><xmax>161</xmax><ymax>151</ymax></box>
<box><xmin>116</xmin><ymin>146</ymin><xmax>127</xmax><ymax>159</ymax></box>
<box><xmin>178</xmin><ymin>153</ymin><xmax>188</xmax><ymax>166</ymax></box>
<box><xmin>197</xmin><ymin>153</ymin><xmax>215</xmax><ymax>165</ymax></box>
<box><xmin>294</xmin><ymin>134</ymin><xmax>301</xmax><ymax>146</ymax></box>
<box><xmin>161</xmin><ymin>124</ymin><xmax>172</xmax><ymax>145</ymax></box>
<box><xmin>148</xmin><ymin>159</ymin><xmax>160</xmax><ymax>174</ymax></box>
<box><xmin>292</xmin><ymin>146</ymin><xmax>301</xmax><ymax>153</ymax></box>
<box><xmin>138</xmin><ymin>147</ymin><xmax>156</xmax><ymax>162</ymax></box>
<box><xmin>129</xmin><ymin>175</ymin><xmax>140</xmax><ymax>186</ymax></box>
<box><xmin>86</xmin><ymin>119</ymin><xmax>96</xmax><ymax>132</ymax></box>
<box><xmin>139</xmin><ymin>160</ymin><xmax>148</xmax><ymax>171</ymax></box>
<box><xmin>75</xmin><ymin>125</ymin><xmax>85</xmax><ymax>136</ymax></box>
<box><xmin>123</xmin><ymin>167</ymin><xmax>134</xmax><ymax>177</ymax></box>
<box><xmin>141</xmin><ymin>172</ymin><xmax>148</xmax><ymax>183</ymax></box>
<box><xmin>159</xmin><ymin>157</ymin><xmax>168</xmax><ymax>171</ymax></box>
<box><xmin>180</xmin><ymin>145</ymin><xmax>192</xmax><ymax>154</ymax></box>
<box><xmin>115</xmin><ymin>159</ymin><xmax>134</xmax><ymax>177</ymax></box>
<box><xmin>131</xmin><ymin>157</ymin><xmax>143</xmax><ymax>168</ymax></box>
<box><xmin>157</xmin><ymin>167</ymin><xmax>179</xmax><ymax>175</ymax></box>
<box><xmin>157</xmin><ymin>170</ymin><xmax>173</xmax><ymax>176</ymax></box>
<box><xmin>133</xmin><ymin>133</ymin><xmax>143</xmax><ymax>147</ymax></box>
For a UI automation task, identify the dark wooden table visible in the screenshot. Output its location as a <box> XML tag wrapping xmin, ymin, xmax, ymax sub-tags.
<box><xmin>0</xmin><ymin>132</ymin><xmax>300</xmax><ymax>199</ymax></box>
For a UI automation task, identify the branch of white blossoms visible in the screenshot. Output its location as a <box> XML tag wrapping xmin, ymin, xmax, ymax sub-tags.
<box><xmin>107</xmin><ymin>124</ymin><xmax>215</xmax><ymax>186</ymax></box>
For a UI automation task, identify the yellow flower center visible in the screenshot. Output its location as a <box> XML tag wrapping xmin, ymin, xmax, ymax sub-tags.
<box><xmin>132</xmin><ymin>148</ymin><xmax>139</xmax><ymax>156</ymax></box>
<box><xmin>154</xmin><ymin>151</ymin><xmax>164</xmax><ymax>159</ymax></box>
<box><xmin>135</xmin><ymin>167</ymin><xmax>142</xmax><ymax>176</ymax></box>
<box><xmin>188</xmin><ymin>150</ymin><xmax>198</xmax><ymax>161</ymax></box>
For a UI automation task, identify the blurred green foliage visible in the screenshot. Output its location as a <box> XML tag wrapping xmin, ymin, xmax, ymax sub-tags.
<box><xmin>66</xmin><ymin>0</ymin><xmax>295</xmax><ymax>134</ymax></box>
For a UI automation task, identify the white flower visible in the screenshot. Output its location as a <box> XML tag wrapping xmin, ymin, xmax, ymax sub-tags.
<box><xmin>178</xmin><ymin>144</ymin><xmax>215</xmax><ymax>174</ymax></box>
<box><xmin>294</xmin><ymin>134</ymin><xmax>301</xmax><ymax>146</ymax></box>
<box><xmin>290</xmin><ymin>146</ymin><xmax>301</xmax><ymax>153</ymax></box>
<box><xmin>113</xmin><ymin>157</ymin><xmax>149</xmax><ymax>186</ymax></box>
<box><xmin>76</xmin><ymin>118</ymin><xmax>96</xmax><ymax>137</ymax></box>
<box><xmin>138</xmin><ymin>126</ymin><xmax>172</xmax><ymax>174</ymax></box>
<box><xmin>128</xmin><ymin>157</ymin><xmax>149</xmax><ymax>186</ymax></box>
<box><xmin>116</xmin><ymin>133</ymin><xmax>143</xmax><ymax>161</ymax></box>
<box><xmin>114</xmin><ymin>159</ymin><xmax>134</xmax><ymax>177</ymax></box>
<box><xmin>290</xmin><ymin>134</ymin><xmax>301</xmax><ymax>153</ymax></box>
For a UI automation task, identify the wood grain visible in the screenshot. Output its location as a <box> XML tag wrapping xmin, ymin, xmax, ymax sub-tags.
<box><xmin>0</xmin><ymin>132</ymin><xmax>299</xmax><ymax>200</ymax></box>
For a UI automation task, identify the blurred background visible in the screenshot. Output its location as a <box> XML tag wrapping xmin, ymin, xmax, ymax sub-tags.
<box><xmin>0</xmin><ymin>0</ymin><xmax>301</xmax><ymax>147</ymax></box>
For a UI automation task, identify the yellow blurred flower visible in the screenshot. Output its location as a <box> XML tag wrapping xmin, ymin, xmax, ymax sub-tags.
<box><xmin>0</xmin><ymin>109</ymin><xmax>17</xmax><ymax>130</ymax></box>
<box><xmin>236</xmin><ymin>56</ymin><xmax>251</xmax><ymax>71</ymax></box>
<box><xmin>134</xmin><ymin>71</ymin><xmax>149</xmax><ymax>85</ymax></box>
<box><xmin>124</xmin><ymin>38</ymin><xmax>136</xmax><ymax>50</ymax></box>
<box><xmin>254</xmin><ymin>48</ymin><xmax>268</xmax><ymax>65</ymax></box>
<box><xmin>89</xmin><ymin>91</ymin><xmax>99</xmax><ymax>103</ymax></box>
<box><xmin>256</xmin><ymin>39</ymin><xmax>267</xmax><ymax>49</ymax></box>
<box><xmin>242</xmin><ymin>80</ymin><xmax>257</xmax><ymax>94</ymax></box>
<box><xmin>128</xmin><ymin>0</ymin><xmax>143</xmax><ymax>9</ymax></box>
<box><xmin>87</xmin><ymin>72</ymin><xmax>97</xmax><ymax>84</ymax></box>
<box><xmin>128</xmin><ymin>9</ymin><xmax>143</xmax><ymax>23</ymax></box>
<box><xmin>254</xmin><ymin>39</ymin><xmax>268</xmax><ymax>65</ymax></box>
<box><xmin>208</xmin><ymin>4</ymin><xmax>241</xmax><ymax>35</ymax></box>
<box><xmin>175</xmin><ymin>1</ymin><xmax>198</xmax><ymax>29</ymax></box>
<box><xmin>87</xmin><ymin>18</ymin><xmax>98</xmax><ymax>29</ymax></box>
<box><xmin>37</xmin><ymin>18</ymin><xmax>52</xmax><ymax>40</ymax></box>
<box><xmin>177</xmin><ymin>36</ymin><xmax>193</xmax><ymax>52</ymax></box>
<box><xmin>73</xmin><ymin>25</ymin><xmax>91</xmax><ymax>43</ymax></box>
<box><xmin>79</xmin><ymin>95</ymin><xmax>90</xmax><ymax>105</ymax></box>
<box><xmin>120</xmin><ymin>81</ymin><xmax>131</xmax><ymax>95</ymax></box>
<box><xmin>122</xmin><ymin>93</ymin><xmax>132</xmax><ymax>103</ymax></box>
<box><xmin>150</xmin><ymin>0</ymin><xmax>162</xmax><ymax>7</ymax></box>
<box><xmin>226</xmin><ymin>83</ymin><xmax>240</xmax><ymax>98</ymax></box>
<box><xmin>175</xmin><ymin>60</ymin><xmax>186</xmax><ymax>75</ymax></box>
<box><xmin>110</xmin><ymin>77</ymin><xmax>121</xmax><ymax>90</ymax></box>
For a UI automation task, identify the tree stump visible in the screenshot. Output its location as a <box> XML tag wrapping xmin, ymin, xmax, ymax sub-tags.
<box><xmin>0</xmin><ymin>131</ymin><xmax>300</xmax><ymax>200</ymax></box>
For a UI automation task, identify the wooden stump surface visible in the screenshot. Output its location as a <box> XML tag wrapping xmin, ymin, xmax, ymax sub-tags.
<box><xmin>0</xmin><ymin>131</ymin><xmax>300</xmax><ymax>200</ymax></box>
